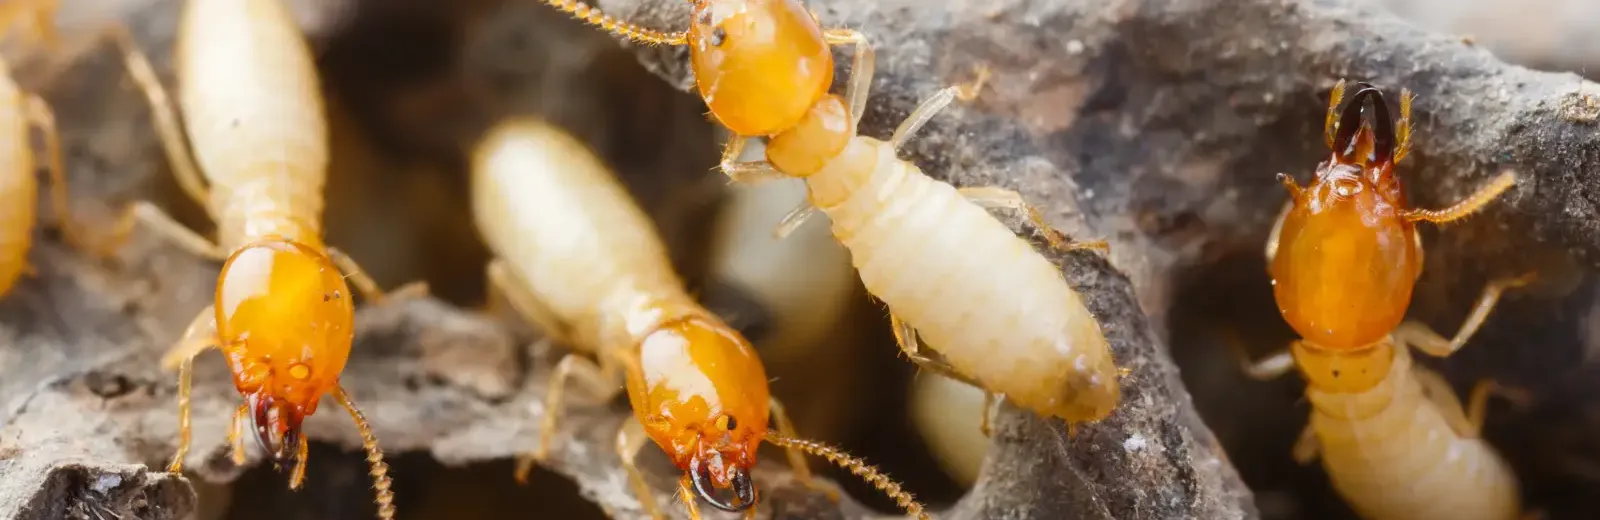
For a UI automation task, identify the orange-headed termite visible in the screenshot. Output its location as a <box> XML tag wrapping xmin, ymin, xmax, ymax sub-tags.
<box><xmin>105</xmin><ymin>0</ymin><xmax>427</xmax><ymax>517</ymax></box>
<box><xmin>472</xmin><ymin>117</ymin><xmax>928</xmax><ymax>519</ymax></box>
<box><xmin>1242</xmin><ymin>80</ymin><xmax>1531</xmax><ymax>520</ymax></box>
<box><xmin>535</xmin><ymin>0</ymin><xmax>1124</xmax><ymax>431</ymax></box>
<box><xmin>0</xmin><ymin>0</ymin><xmax>89</xmax><ymax>296</ymax></box>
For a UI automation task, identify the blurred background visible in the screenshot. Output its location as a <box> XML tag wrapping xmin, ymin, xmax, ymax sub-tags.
<box><xmin>7</xmin><ymin>0</ymin><xmax>1600</xmax><ymax>518</ymax></box>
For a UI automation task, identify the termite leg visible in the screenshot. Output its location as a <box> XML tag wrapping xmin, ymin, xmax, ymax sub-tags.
<box><xmin>956</xmin><ymin>186</ymin><xmax>1110</xmax><ymax>254</ymax></box>
<box><xmin>719</xmin><ymin>135</ymin><xmax>785</xmax><ymax>184</ymax></box>
<box><xmin>110</xmin><ymin>201</ymin><xmax>227</xmax><ymax>261</ymax></box>
<box><xmin>1395</xmin><ymin>272</ymin><xmax>1536</xmax><ymax>358</ymax></box>
<box><xmin>770</xmin><ymin>397</ymin><xmax>841</xmax><ymax>502</ymax></box>
<box><xmin>891</xmin><ymin>313</ymin><xmax>983</xmax><ymax>389</ymax></box>
<box><xmin>1464</xmin><ymin>379</ymin><xmax>1533</xmax><ymax>436</ymax></box>
<box><xmin>1411</xmin><ymin>227</ymin><xmax>1425</xmax><ymax>280</ymax></box>
<box><xmin>516</xmin><ymin>353</ymin><xmax>621</xmax><ymax>482</ymax></box>
<box><xmin>822</xmin><ymin>28</ymin><xmax>875</xmax><ymax>130</ymax></box>
<box><xmin>111</xmin><ymin>26</ymin><xmax>210</xmax><ymax>207</ymax></box>
<box><xmin>979</xmin><ymin>391</ymin><xmax>1001</xmax><ymax>437</ymax></box>
<box><xmin>165</xmin><ymin>306</ymin><xmax>218</xmax><ymax>474</ymax></box>
<box><xmin>22</xmin><ymin>94</ymin><xmax>87</xmax><ymax>252</ymax></box>
<box><xmin>227</xmin><ymin>403</ymin><xmax>248</xmax><ymax>465</ymax></box>
<box><xmin>617</xmin><ymin>420</ymin><xmax>667</xmax><ymax>520</ymax></box>
<box><xmin>772</xmin><ymin>201</ymin><xmax>819</xmax><ymax>240</ymax></box>
<box><xmin>1401</xmin><ymin>170</ymin><xmax>1518</xmax><ymax>224</ymax></box>
<box><xmin>889</xmin><ymin>68</ymin><xmax>989</xmax><ymax>150</ymax></box>
<box><xmin>1263</xmin><ymin>200</ymin><xmax>1291</xmax><ymax>265</ymax></box>
<box><xmin>1412</xmin><ymin>366</ymin><xmax>1475</xmax><ymax>437</ymax></box>
<box><xmin>326</xmin><ymin>246</ymin><xmax>427</xmax><ymax>304</ymax></box>
<box><xmin>487</xmin><ymin>259</ymin><xmax>573</xmax><ymax>345</ymax></box>
<box><xmin>1290</xmin><ymin>424</ymin><xmax>1319</xmax><ymax>465</ymax></box>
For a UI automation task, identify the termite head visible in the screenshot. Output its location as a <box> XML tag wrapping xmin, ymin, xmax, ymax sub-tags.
<box><xmin>688</xmin><ymin>0</ymin><xmax>833</xmax><ymax>136</ymax></box>
<box><xmin>1270</xmin><ymin>82</ymin><xmax>1420</xmax><ymax>349</ymax></box>
<box><xmin>632</xmin><ymin>317</ymin><xmax>770</xmax><ymax>512</ymax></box>
<box><xmin>216</xmin><ymin>238</ymin><xmax>356</xmax><ymax>457</ymax></box>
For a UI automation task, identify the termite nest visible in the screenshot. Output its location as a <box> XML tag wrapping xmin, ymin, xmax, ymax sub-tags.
<box><xmin>7</xmin><ymin>0</ymin><xmax>1600</xmax><ymax>519</ymax></box>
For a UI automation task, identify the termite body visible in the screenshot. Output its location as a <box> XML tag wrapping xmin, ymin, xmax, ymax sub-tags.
<box><xmin>538</xmin><ymin>0</ymin><xmax>1121</xmax><ymax>431</ymax></box>
<box><xmin>0</xmin><ymin>0</ymin><xmax>86</xmax><ymax>296</ymax></box>
<box><xmin>107</xmin><ymin>0</ymin><xmax>423</xmax><ymax>517</ymax></box>
<box><xmin>1244</xmin><ymin>80</ymin><xmax>1530</xmax><ymax>520</ymax></box>
<box><xmin>472</xmin><ymin>117</ymin><xmax>926</xmax><ymax>519</ymax></box>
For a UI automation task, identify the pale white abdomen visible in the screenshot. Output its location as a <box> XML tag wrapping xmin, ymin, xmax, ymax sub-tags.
<box><xmin>471</xmin><ymin>118</ymin><xmax>685</xmax><ymax>348</ymax></box>
<box><xmin>177</xmin><ymin>0</ymin><xmax>326</xmax><ymax>249</ymax></box>
<box><xmin>1309</xmin><ymin>345</ymin><xmax>1520</xmax><ymax>520</ymax></box>
<box><xmin>806</xmin><ymin>138</ymin><xmax>1118</xmax><ymax>421</ymax></box>
<box><xmin>0</xmin><ymin>79</ymin><xmax>35</xmax><ymax>295</ymax></box>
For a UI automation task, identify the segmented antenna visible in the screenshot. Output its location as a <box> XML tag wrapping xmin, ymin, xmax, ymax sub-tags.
<box><xmin>1401</xmin><ymin>170</ymin><xmax>1518</xmax><ymax>224</ymax></box>
<box><xmin>765</xmin><ymin>433</ymin><xmax>929</xmax><ymax>520</ymax></box>
<box><xmin>335</xmin><ymin>385</ymin><xmax>397</xmax><ymax>520</ymax></box>
<box><xmin>538</xmin><ymin>0</ymin><xmax>688</xmax><ymax>46</ymax></box>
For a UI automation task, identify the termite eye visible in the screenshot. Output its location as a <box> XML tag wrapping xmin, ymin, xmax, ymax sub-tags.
<box><xmin>288</xmin><ymin>364</ymin><xmax>311</xmax><ymax>380</ymax></box>
<box><xmin>710</xmin><ymin>26</ymin><xmax>727</xmax><ymax>47</ymax></box>
<box><xmin>716</xmin><ymin>415</ymin><xmax>737</xmax><ymax>431</ymax></box>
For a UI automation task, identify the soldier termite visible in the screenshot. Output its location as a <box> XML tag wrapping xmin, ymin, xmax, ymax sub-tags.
<box><xmin>1242</xmin><ymin>80</ymin><xmax>1532</xmax><ymax>520</ymax></box>
<box><xmin>472</xmin><ymin>116</ymin><xmax>928</xmax><ymax>519</ymax></box>
<box><xmin>106</xmin><ymin>0</ymin><xmax>427</xmax><ymax>517</ymax></box>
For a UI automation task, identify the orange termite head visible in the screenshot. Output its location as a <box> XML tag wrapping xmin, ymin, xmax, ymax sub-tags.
<box><xmin>632</xmin><ymin>316</ymin><xmax>770</xmax><ymax>512</ymax></box>
<box><xmin>687</xmin><ymin>0</ymin><xmax>834</xmax><ymax>137</ymax></box>
<box><xmin>215</xmin><ymin>238</ymin><xmax>357</xmax><ymax>465</ymax></box>
<box><xmin>1270</xmin><ymin>83</ymin><xmax>1420</xmax><ymax>349</ymax></box>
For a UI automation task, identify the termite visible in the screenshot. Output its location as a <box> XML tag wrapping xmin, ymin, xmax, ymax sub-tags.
<box><xmin>471</xmin><ymin>117</ymin><xmax>928</xmax><ymax>519</ymax></box>
<box><xmin>0</xmin><ymin>0</ymin><xmax>89</xmax><ymax>296</ymax></box>
<box><xmin>103</xmin><ymin>0</ymin><xmax>426</xmax><ymax>517</ymax></box>
<box><xmin>909</xmin><ymin>372</ymin><xmax>989</xmax><ymax>487</ymax></box>
<box><xmin>1241</xmin><ymin>80</ymin><xmax>1532</xmax><ymax>520</ymax></box>
<box><xmin>536</xmin><ymin>0</ymin><xmax>1123</xmax><ymax>432</ymax></box>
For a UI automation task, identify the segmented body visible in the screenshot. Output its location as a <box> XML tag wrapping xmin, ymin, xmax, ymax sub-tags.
<box><xmin>472</xmin><ymin>119</ymin><xmax>723</xmax><ymax>355</ymax></box>
<box><xmin>1261</xmin><ymin>81</ymin><xmax>1526</xmax><ymax>520</ymax></box>
<box><xmin>113</xmin><ymin>0</ymin><xmax>400</xmax><ymax>515</ymax></box>
<box><xmin>178</xmin><ymin>0</ymin><xmax>326</xmax><ymax>250</ymax></box>
<box><xmin>806</xmin><ymin>137</ymin><xmax>1117</xmax><ymax>420</ymax></box>
<box><xmin>471</xmin><ymin>118</ymin><xmax>769</xmax><ymax>474</ymax></box>
<box><xmin>1301</xmin><ymin>341</ymin><xmax>1518</xmax><ymax>520</ymax></box>
<box><xmin>474</xmin><ymin>118</ymin><xmax>929</xmax><ymax>518</ymax></box>
<box><xmin>0</xmin><ymin>69</ymin><xmax>35</xmax><ymax>295</ymax></box>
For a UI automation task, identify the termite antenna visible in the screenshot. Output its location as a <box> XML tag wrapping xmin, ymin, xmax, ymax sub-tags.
<box><xmin>537</xmin><ymin>0</ymin><xmax>688</xmax><ymax>46</ymax></box>
<box><xmin>334</xmin><ymin>384</ymin><xmax>396</xmax><ymax>520</ymax></box>
<box><xmin>764</xmin><ymin>433</ymin><xmax>929</xmax><ymax>520</ymax></box>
